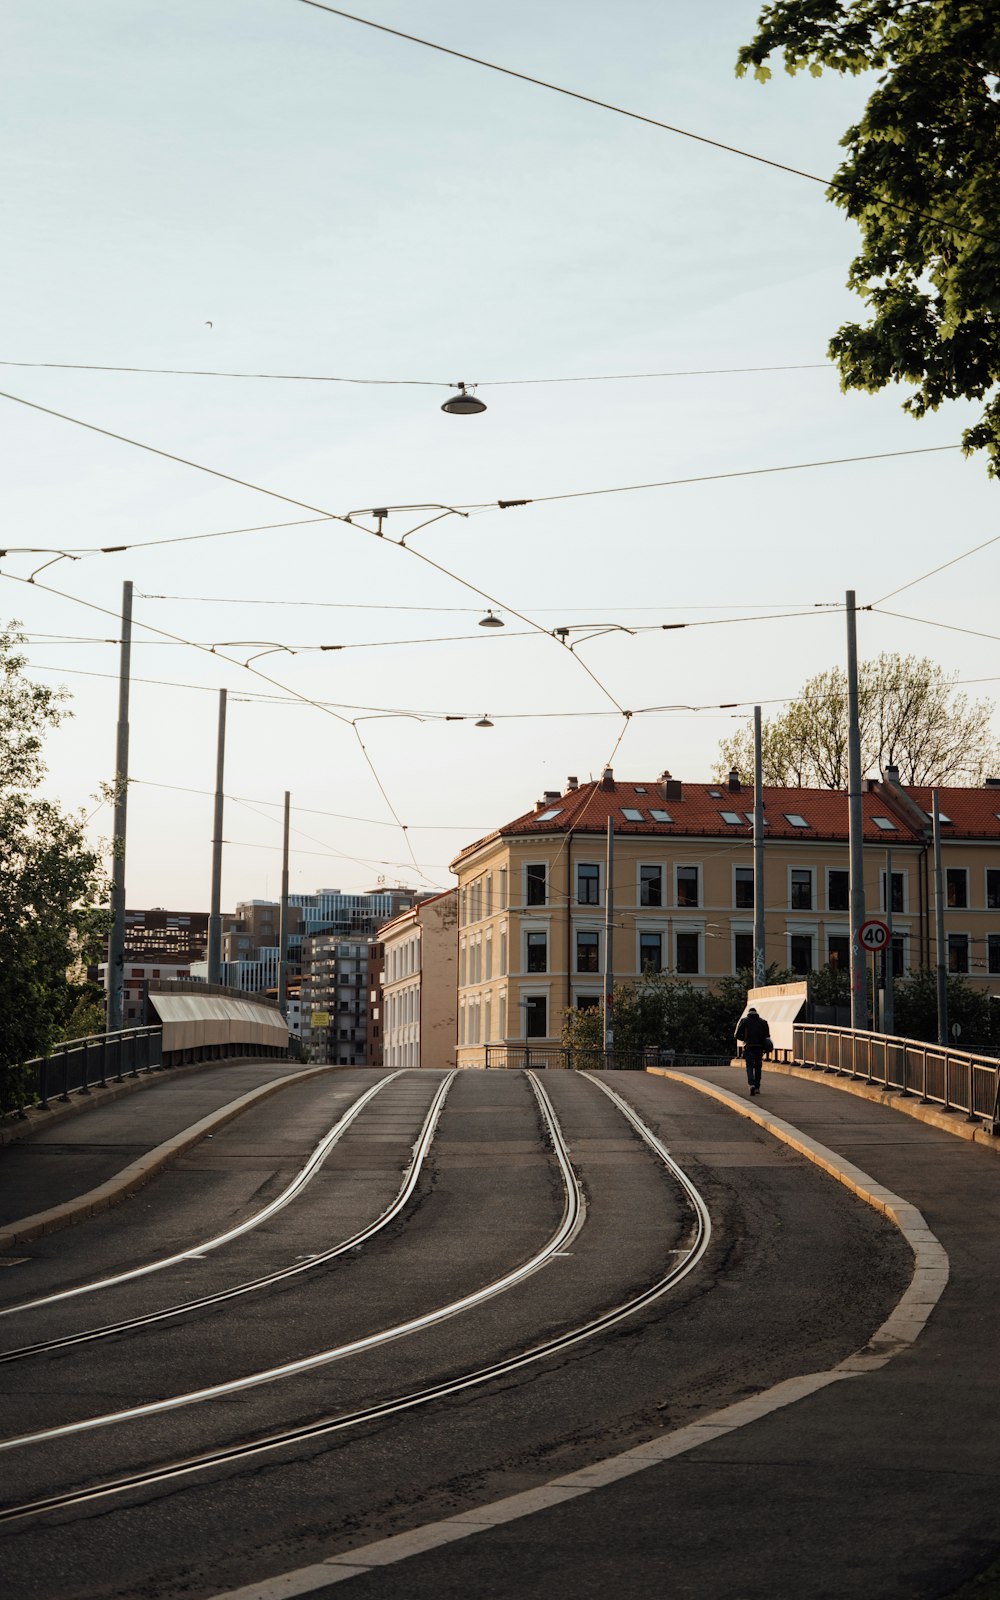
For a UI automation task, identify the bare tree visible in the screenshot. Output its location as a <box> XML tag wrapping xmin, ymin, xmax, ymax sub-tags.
<box><xmin>716</xmin><ymin>655</ymin><xmax>1000</xmax><ymax>789</ymax></box>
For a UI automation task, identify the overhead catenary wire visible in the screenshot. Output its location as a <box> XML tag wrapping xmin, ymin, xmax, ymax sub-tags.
<box><xmin>295</xmin><ymin>1</ymin><xmax>1000</xmax><ymax>247</ymax></box>
<box><xmin>869</xmin><ymin>529</ymin><xmax>1000</xmax><ymax>608</ymax></box>
<box><xmin>0</xmin><ymin>356</ymin><xmax>830</xmax><ymax>387</ymax></box>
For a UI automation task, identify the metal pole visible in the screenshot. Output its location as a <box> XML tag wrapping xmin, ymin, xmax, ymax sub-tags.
<box><xmin>106</xmin><ymin>580</ymin><xmax>133</xmax><ymax>1033</ymax></box>
<box><xmin>846</xmin><ymin>590</ymin><xmax>869</xmax><ymax>1029</ymax></box>
<box><xmin>278</xmin><ymin>790</ymin><xmax>290</xmax><ymax>1020</ymax></box>
<box><xmin>932</xmin><ymin>789</ymin><xmax>949</xmax><ymax>1046</ymax></box>
<box><xmin>604</xmin><ymin>817</ymin><xmax>614</xmax><ymax>1057</ymax></box>
<box><xmin>207</xmin><ymin>688</ymin><xmax>227</xmax><ymax>984</ymax></box>
<box><xmin>753</xmin><ymin>705</ymin><xmax>765</xmax><ymax>986</ymax></box>
<box><xmin>883</xmin><ymin>846</ymin><xmax>895</xmax><ymax>1036</ymax></box>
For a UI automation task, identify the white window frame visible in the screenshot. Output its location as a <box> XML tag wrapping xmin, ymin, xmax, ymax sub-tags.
<box><xmin>636</xmin><ymin>925</ymin><xmax>664</xmax><ymax>974</ymax></box>
<box><xmin>731</xmin><ymin>921</ymin><xmax>753</xmax><ymax>974</ymax></box>
<box><xmin>523</xmin><ymin>860</ymin><xmax>549</xmax><ymax>909</ymax></box>
<box><xmin>826</xmin><ymin>867</ymin><xmax>850</xmax><ymax>913</ymax></box>
<box><xmin>576</xmin><ymin>861</ymin><xmax>602</xmax><ymax>907</ymax></box>
<box><xmin>638</xmin><ymin>862</ymin><xmax>664</xmax><ymax>908</ymax></box>
<box><xmin>674</xmin><ymin>922</ymin><xmax>703</xmax><ymax>976</ymax></box>
<box><xmin>523</xmin><ymin>922</ymin><xmax>550</xmax><ymax>976</ymax></box>
<box><xmin>521</xmin><ymin>988</ymin><xmax>551</xmax><ymax>1040</ymax></box>
<box><xmin>788</xmin><ymin>865</ymin><xmax>816</xmax><ymax>912</ymax></box>
<box><xmin>574</xmin><ymin>925</ymin><xmax>602</xmax><ymax>976</ymax></box>
<box><xmin>675</xmin><ymin>863</ymin><xmax>702</xmax><ymax>910</ymax></box>
<box><xmin>946</xmin><ymin>867</ymin><xmax>969</xmax><ymax>911</ymax></box>
<box><xmin>880</xmin><ymin>869</ymin><xmax>908</xmax><ymax>915</ymax></box>
<box><xmin>787</xmin><ymin>925</ymin><xmax>818</xmax><ymax>975</ymax></box>
<box><xmin>732</xmin><ymin>864</ymin><xmax>754</xmax><ymax>911</ymax></box>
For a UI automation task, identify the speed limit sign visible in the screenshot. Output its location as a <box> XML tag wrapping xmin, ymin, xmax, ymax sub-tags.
<box><xmin>859</xmin><ymin>918</ymin><xmax>890</xmax><ymax>952</ymax></box>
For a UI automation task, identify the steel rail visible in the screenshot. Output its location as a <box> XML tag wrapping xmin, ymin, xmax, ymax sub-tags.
<box><xmin>0</xmin><ymin>1074</ymin><xmax>711</xmax><ymax>1524</ymax></box>
<box><xmin>0</xmin><ymin>1072</ymin><xmax>457</xmax><ymax>1366</ymax></box>
<box><xmin>0</xmin><ymin>1071</ymin><xmax>584</xmax><ymax>1457</ymax></box>
<box><xmin>0</xmin><ymin>1070</ymin><xmax>410</xmax><ymax>1323</ymax></box>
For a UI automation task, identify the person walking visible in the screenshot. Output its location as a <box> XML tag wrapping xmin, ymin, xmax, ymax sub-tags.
<box><xmin>735</xmin><ymin>1006</ymin><xmax>770</xmax><ymax>1096</ymax></box>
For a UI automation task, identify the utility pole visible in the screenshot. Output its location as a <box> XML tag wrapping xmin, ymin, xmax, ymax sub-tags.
<box><xmin>846</xmin><ymin>589</ymin><xmax>869</xmax><ymax>1030</ymax></box>
<box><xmin>278</xmin><ymin>790</ymin><xmax>290</xmax><ymax>1021</ymax></box>
<box><xmin>753</xmin><ymin>705</ymin><xmax>765</xmax><ymax>987</ymax></box>
<box><xmin>106</xmin><ymin>580</ymin><xmax>133</xmax><ymax>1033</ymax></box>
<box><xmin>932</xmin><ymin>789</ymin><xmax>949</xmax><ymax>1046</ymax></box>
<box><xmin>207</xmin><ymin>688</ymin><xmax>227</xmax><ymax>985</ymax></box>
<box><xmin>604</xmin><ymin>817</ymin><xmax>614</xmax><ymax>1059</ymax></box>
<box><xmin>883</xmin><ymin>846</ymin><xmax>895</xmax><ymax>1037</ymax></box>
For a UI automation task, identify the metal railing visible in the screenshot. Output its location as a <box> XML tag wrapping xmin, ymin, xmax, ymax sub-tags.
<box><xmin>1</xmin><ymin>1026</ymin><xmax>163</xmax><ymax>1122</ymax></box>
<box><xmin>793</xmin><ymin>1024</ymin><xmax>1000</xmax><ymax>1134</ymax></box>
<box><xmin>481</xmin><ymin>1045</ymin><xmax>730</xmax><ymax>1071</ymax></box>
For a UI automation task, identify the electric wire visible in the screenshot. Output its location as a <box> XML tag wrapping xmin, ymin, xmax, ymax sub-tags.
<box><xmin>295</xmin><ymin>1</ymin><xmax>999</xmax><ymax>246</ymax></box>
<box><xmin>869</xmin><ymin>529</ymin><xmax>1000</xmax><ymax>608</ymax></box>
<box><xmin>0</xmin><ymin>356</ymin><xmax>830</xmax><ymax>387</ymax></box>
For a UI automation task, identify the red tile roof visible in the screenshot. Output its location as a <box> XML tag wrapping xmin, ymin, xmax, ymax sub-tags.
<box><xmin>450</xmin><ymin>777</ymin><xmax>1000</xmax><ymax>868</ymax></box>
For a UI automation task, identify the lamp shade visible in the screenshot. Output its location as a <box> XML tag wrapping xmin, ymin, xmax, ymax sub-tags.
<box><xmin>478</xmin><ymin>611</ymin><xmax>504</xmax><ymax>628</ymax></box>
<box><xmin>442</xmin><ymin>383</ymin><xmax>487</xmax><ymax>415</ymax></box>
<box><xmin>476</xmin><ymin>715</ymin><xmax>494</xmax><ymax>728</ymax></box>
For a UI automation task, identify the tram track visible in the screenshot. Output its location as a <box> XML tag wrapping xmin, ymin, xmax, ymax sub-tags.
<box><xmin>0</xmin><ymin>1071</ymin><xmax>456</xmax><ymax>1366</ymax></box>
<box><xmin>0</xmin><ymin>1068</ymin><xmax>416</xmax><ymax>1324</ymax></box>
<box><xmin>0</xmin><ymin>1071</ymin><xmax>711</xmax><ymax>1525</ymax></box>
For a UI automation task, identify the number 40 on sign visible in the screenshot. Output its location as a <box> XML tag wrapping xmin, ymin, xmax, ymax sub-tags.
<box><xmin>859</xmin><ymin>919</ymin><xmax>890</xmax><ymax>952</ymax></box>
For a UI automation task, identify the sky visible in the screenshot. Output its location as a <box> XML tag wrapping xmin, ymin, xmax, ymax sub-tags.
<box><xmin>4</xmin><ymin>1</ymin><xmax>998</xmax><ymax>912</ymax></box>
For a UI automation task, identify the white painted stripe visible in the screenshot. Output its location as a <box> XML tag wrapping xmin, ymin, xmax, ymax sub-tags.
<box><xmin>205</xmin><ymin>1075</ymin><xmax>949</xmax><ymax>1600</ymax></box>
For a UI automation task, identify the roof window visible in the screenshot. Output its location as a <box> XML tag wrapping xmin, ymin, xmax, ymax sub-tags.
<box><xmin>744</xmin><ymin>811</ymin><xmax>767</xmax><ymax>826</ymax></box>
<box><xmin>621</xmin><ymin>808</ymin><xmax>645</xmax><ymax>822</ymax></box>
<box><xmin>634</xmin><ymin>786</ymin><xmax>648</xmax><ymax>794</ymax></box>
<box><xmin>784</xmin><ymin>814</ymin><xmax>811</xmax><ymax>828</ymax></box>
<box><xmin>536</xmin><ymin>808</ymin><xmax>562</xmax><ymax>821</ymax></box>
<box><xmin>650</xmin><ymin>809</ymin><xmax>673</xmax><ymax>823</ymax></box>
<box><xmin>708</xmin><ymin>788</ymin><xmax>722</xmax><ymax>798</ymax></box>
<box><xmin>872</xmin><ymin>816</ymin><xmax>897</xmax><ymax>831</ymax></box>
<box><xmin>925</xmin><ymin>811</ymin><xmax>952</xmax><ymax>825</ymax></box>
<box><xmin>720</xmin><ymin>811</ymin><xmax>745</xmax><ymax>825</ymax></box>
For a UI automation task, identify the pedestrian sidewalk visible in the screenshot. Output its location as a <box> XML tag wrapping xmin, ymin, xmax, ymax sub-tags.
<box><xmin>0</xmin><ymin>1059</ymin><xmax>334</xmax><ymax>1249</ymax></box>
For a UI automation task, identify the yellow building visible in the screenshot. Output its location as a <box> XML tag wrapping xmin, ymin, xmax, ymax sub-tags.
<box><xmin>449</xmin><ymin>768</ymin><xmax>1000</xmax><ymax>1067</ymax></box>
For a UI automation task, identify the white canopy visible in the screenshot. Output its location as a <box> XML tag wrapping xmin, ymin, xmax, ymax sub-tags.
<box><xmin>149</xmin><ymin>990</ymin><xmax>288</xmax><ymax>1052</ymax></box>
<box><xmin>736</xmin><ymin>981</ymin><xmax>808</xmax><ymax>1052</ymax></box>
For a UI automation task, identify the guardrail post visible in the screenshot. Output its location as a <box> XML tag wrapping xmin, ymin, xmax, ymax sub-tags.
<box><xmin>78</xmin><ymin>1040</ymin><xmax>91</xmax><ymax>1096</ymax></box>
<box><xmin>59</xmin><ymin>1045</ymin><xmax>71</xmax><ymax>1102</ymax></box>
<box><xmin>38</xmin><ymin>1057</ymin><xmax>49</xmax><ymax>1111</ymax></box>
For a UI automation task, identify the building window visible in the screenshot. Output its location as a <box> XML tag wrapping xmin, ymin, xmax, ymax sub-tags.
<box><xmin>526</xmin><ymin>931</ymin><xmax>548</xmax><ymax>973</ymax></box>
<box><xmin>524</xmin><ymin>995</ymin><xmax>547</xmax><ymax>1038</ymax></box>
<box><xmin>577</xmin><ymin>863</ymin><xmax>600</xmax><ymax>905</ymax></box>
<box><xmin>790</xmin><ymin>933</ymin><xmax>813</xmax><ymax>974</ymax></box>
<box><xmin>485</xmin><ymin>932</ymin><xmax>493</xmax><ymax>981</ymax></box>
<box><xmin>828</xmin><ymin>934</ymin><xmax>850</xmax><ymax>969</ymax></box>
<box><xmin>734</xmin><ymin>931</ymin><xmax>753</xmax><ymax>971</ymax></box>
<box><xmin>946</xmin><ymin>869</ymin><xmax>968</xmax><ymax>909</ymax></box>
<box><xmin>784</xmin><ymin>814</ymin><xmax>811</xmax><ymax>829</ymax></box>
<box><xmin>948</xmin><ymin>933</ymin><xmax>969</xmax><ymax>974</ymax></box>
<box><xmin>576</xmin><ymin>930</ymin><xmax>599</xmax><ymax>973</ymax></box>
<box><xmin>790</xmin><ymin>869</ymin><xmax>813</xmax><ymax>911</ymax></box>
<box><xmin>987</xmin><ymin>869</ymin><xmax>1000</xmax><ymax>910</ymax></box>
<box><xmin>639</xmin><ymin>865</ymin><xmax>663</xmax><ymax>907</ymax></box>
<box><xmin>882</xmin><ymin>872</ymin><xmax>905</xmax><ymax>914</ymax></box>
<box><xmin>499</xmin><ymin>927</ymin><xmax>507</xmax><ymax>976</ymax></box>
<box><xmin>499</xmin><ymin>867</ymin><xmax>508</xmax><ymax>911</ymax></box>
<box><xmin>989</xmin><ymin>934</ymin><xmax>1000</xmax><ymax>975</ymax></box>
<box><xmin>576</xmin><ymin>993</ymin><xmax>600</xmax><ymax>1010</ymax></box>
<box><xmin>676</xmin><ymin>866</ymin><xmax>700</xmax><ymax>908</ymax></box>
<box><xmin>890</xmin><ymin>936</ymin><xmax>906</xmax><ymax>978</ymax></box>
<box><xmin>828</xmin><ymin>870</ymin><xmax>849</xmax><ymax>912</ymax></box>
<box><xmin>639</xmin><ymin>932</ymin><xmax>663</xmax><ymax>973</ymax></box>
<box><xmin>622</xmin><ymin>808</ymin><xmax>645</xmax><ymax>822</ymax></box>
<box><xmin>734</xmin><ymin>867</ymin><xmax>753</xmax><ymax>910</ymax></box>
<box><xmin>675</xmin><ymin>931</ymin><xmax>700</xmax><ymax>974</ymax></box>
<box><xmin>525</xmin><ymin>864</ymin><xmax>546</xmax><ymax>906</ymax></box>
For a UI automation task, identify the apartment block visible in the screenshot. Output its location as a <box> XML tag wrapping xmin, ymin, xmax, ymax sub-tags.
<box><xmin>449</xmin><ymin>768</ymin><xmax>1000</xmax><ymax>1067</ymax></box>
<box><xmin>380</xmin><ymin>889</ymin><xmax>458</xmax><ymax>1069</ymax></box>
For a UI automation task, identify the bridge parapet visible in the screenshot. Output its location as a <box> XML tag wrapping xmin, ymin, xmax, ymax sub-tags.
<box><xmin>794</xmin><ymin>1023</ymin><xmax>1000</xmax><ymax>1135</ymax></box>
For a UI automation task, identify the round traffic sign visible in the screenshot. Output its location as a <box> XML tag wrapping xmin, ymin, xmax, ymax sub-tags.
<box><xmin>859</xmin><ymin>918</ymin><xmax>890</xmax><ymax>952</ymax></box>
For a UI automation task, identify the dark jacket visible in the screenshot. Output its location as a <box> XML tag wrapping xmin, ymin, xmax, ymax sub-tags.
<box><xmin>736</xmin><ymin>1011</ymin><xmax>770</xmax><ymax>1049</ymax></box>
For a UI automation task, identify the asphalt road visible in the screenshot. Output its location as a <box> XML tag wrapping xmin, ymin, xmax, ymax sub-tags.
<box><xmin>0</xmin><ymin>1066</ymin><xmax>943</xmax><ymax>1600</ymax></box>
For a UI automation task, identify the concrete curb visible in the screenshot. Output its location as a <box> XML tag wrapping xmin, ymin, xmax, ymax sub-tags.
<box><xmin>715</xmin><ymin>1057</ymin><xmax>1000</xmax><ymax>1156</ymax></box>
<box><xmin>0</xmin><ymin>1066</ymin><xmax>334</xmax><ymax>1252</ymax></box>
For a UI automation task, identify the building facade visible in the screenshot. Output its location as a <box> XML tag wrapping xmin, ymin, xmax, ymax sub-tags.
<box><xmin>301</xmin><ymin>936</ymin><xmax>376</xmax><ymax>1065</ymax></box>
<box><xmin>449</xmin><ymin>769</ymin><xmax>1000</xmax><ymax>1067</ymax></box>
<box><xmin>380</xmin><ymin>889</ymin><xmax>458</xmax><ymax>1068</ymax></box>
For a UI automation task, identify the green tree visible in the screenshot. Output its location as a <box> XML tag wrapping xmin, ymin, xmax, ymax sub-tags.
<box><xmin>0</xmin><ymin>625</ymin><xmax>109</xmax><ymax>1073</ymax></box>
<box><xmin>715</xmin><ymin>653</ymin><xmax>1000</xmax><ymax>787</ymax></box>
<box><xmin>891</xmin><ymin>967</ymin><xmax>995</xmax><ymax>1049</ymax></box>
<box><xmin>737</xmin><ymin>4</ymin><xmax>1000</xmax><ymax>473</ymax></box>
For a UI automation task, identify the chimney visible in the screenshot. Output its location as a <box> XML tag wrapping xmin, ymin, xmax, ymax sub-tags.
<box><xmin>985</xmin><ymin>778</ymin><xmax>1000</xmax><ymax>789</ymax></box>
<box><xmin>660</xmin><ymin>771</ymin><xmax>682</xmax><ymax>801</ymax></box>
<box><xmin>727</xmin><ymin>769</ymin><xmax>741</xmax><ymax>793</ymax></box>
<box><xmin>566</xmin><ymin>775</ymin><xmax>579</xmax><ymax>791</ymax></box>
<box><xmin>543</xmin><ymin>790</ymin><xmax>560</xmax><ymax>803</ymax></box>
<box><xmin>600</xmin><ymin>767</ymin><xmax>615</xmax><ymax>791</ymax></box>
<box><xmin>884</xmin><ymin>764</ymin><xmax>901</xmax><ymax>785</ymax></box>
